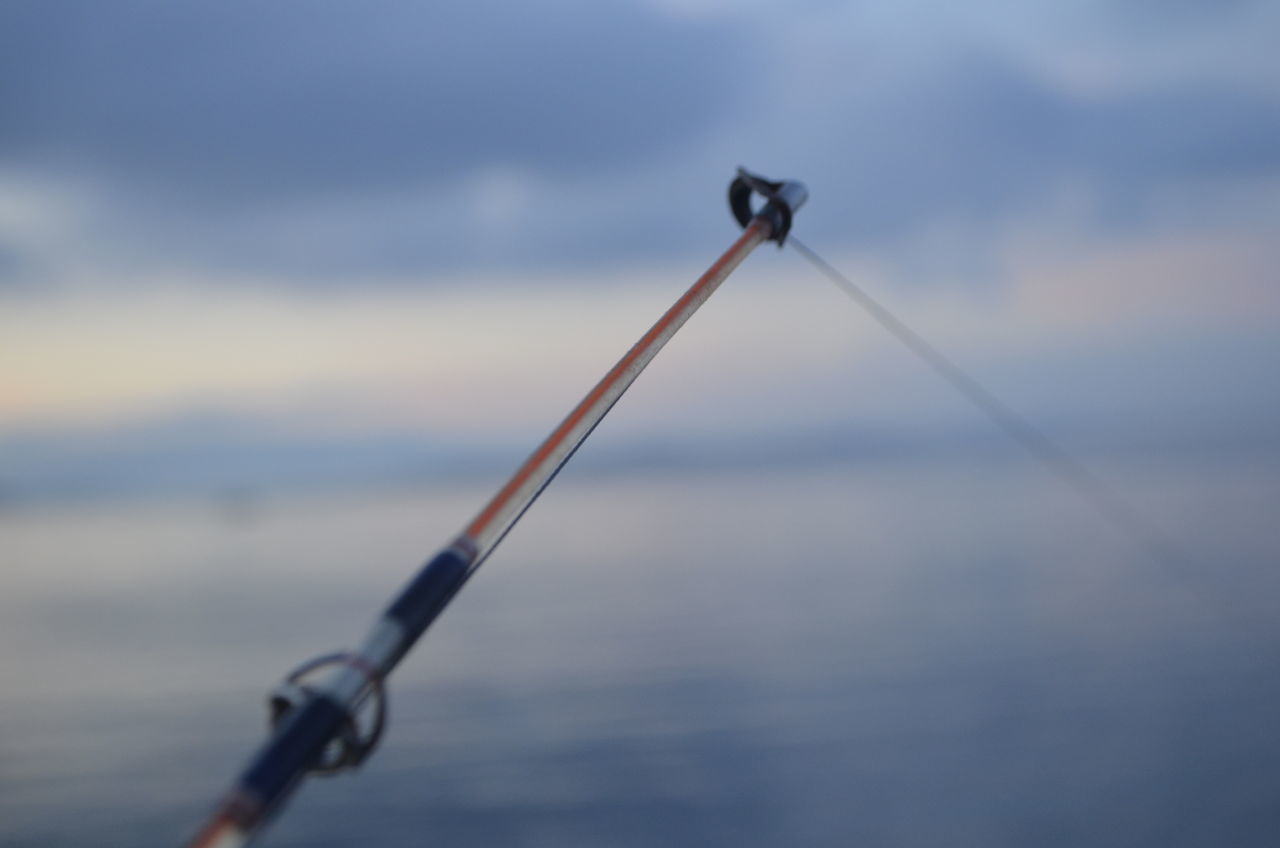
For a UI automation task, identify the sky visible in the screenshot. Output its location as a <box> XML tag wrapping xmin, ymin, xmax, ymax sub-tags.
<box><xmin>2</xmin><ymin>0</ymin><xmax>1279</xmax><ymax>502</ymax></box>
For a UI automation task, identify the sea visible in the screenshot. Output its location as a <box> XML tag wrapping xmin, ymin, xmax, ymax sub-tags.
<box><xmin>2</xmin><ymin>457</ymin><xmax>1278</xmax><ymax>846</ymax></box>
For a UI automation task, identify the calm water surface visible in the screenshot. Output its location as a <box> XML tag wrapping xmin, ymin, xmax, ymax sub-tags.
<box><xmin>2</xmin><ymin>460</ymin><xmax>1278</xmax><ymax>846</ymax></box>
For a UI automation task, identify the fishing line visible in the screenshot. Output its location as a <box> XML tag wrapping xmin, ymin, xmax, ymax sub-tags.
<box><xmin>784</xmin><ymin>234</ymin><xmax>1272</xmax><ymax>640</ymax></box>
<box><xmin>786</xmin><ymin>236</ymin><xmax>1169</xmax><ymax>550</ymax></box>
<box><xmin>788</xmin><ymin>234</ymin><xmax>1280</xmax><ymax>686</ymax></box>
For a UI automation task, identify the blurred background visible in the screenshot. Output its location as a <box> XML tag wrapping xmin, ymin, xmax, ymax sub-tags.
<box><xmin>2</xmin><ymin>1</ymin><xmax>1279</xmax><ymax>845</ymax></box>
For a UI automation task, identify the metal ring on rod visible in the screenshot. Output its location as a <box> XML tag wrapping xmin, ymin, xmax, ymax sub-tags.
<box><xmin>267</xmin><ymin>653</ymin><xmax>387</xmax><ymax>776</ymax></box>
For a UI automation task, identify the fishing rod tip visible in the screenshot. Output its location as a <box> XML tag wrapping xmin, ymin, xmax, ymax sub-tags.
<box><xmin>729</xmin><ymin>168</ymin><xmax>808</xmax><ymax>246</ymax></box>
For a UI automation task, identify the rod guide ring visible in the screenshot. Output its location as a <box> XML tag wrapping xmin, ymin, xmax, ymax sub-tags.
<box><xmin>728</xmin><ymin>167</ymin><xmax>808</xmax><ymax>246</ymax></box>
<box><xmin>268</xmin><ymin>652</ymin><xmax>387</xmax><ymax>776</ymax></box>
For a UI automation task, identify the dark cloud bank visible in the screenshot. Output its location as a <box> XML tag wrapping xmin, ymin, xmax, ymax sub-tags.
<box><xmin>2</xmin><ymin>1</ymin><xmax>1279</xmax><ymax>283</ymax></box>
<box><xmin>1</xmin><ymin>1</ymin><xmax>742</xmax><ymax>197</ymax></box>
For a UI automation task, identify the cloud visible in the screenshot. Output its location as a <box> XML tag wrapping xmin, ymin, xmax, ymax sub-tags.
<box><xmin>0</xmin><ymin>1</ymin><xmax>745</xmax><ymax>201</ymax></box>
<box><xmin>762</xmin><ymin>49</ymin><xmax>1280</xmax><ymax>248</ymax></box>
<box><xmin>1</xmin><ymin>1</ymin><xmax>1278</xmax><ymax>285</ymax></box>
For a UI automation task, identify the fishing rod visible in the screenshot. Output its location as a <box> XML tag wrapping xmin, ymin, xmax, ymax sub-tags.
<box><xmin>186</xmin><ymin>168</ymin><xmax>808</xmax><ymax>848</ymax></box>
